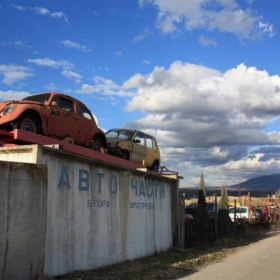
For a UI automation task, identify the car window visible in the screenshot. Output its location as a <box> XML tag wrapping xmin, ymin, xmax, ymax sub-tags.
<box><xmin>118</xmin><ymin>130</ymin><xmax>132</xmax><ymax>139</ymax></box>
<box><xmin>23</xmin><ymin>93</ymin><xmax>51</xmax><ymax>103</ymax></box>
<box><xmin>146</xmin><ymin>135</ymin><xmax>154</xmax><ymax>148</ymax></box>
<box><xmin>77</xmin><ymin>103</ymin><xmax>92</xmax><ymax>120</ymax></box>
<box><xmin>106</xmin><ymin>130</ymin><xmax>133</xmax><ymax>139</ymax></box>
<box><xmin>186</xmin><ymin>203</ymin><xmax>197</xmax><ymax>209</ymax></box>
<box><xmin>106</xmin><ymin>130</ymin><xmax>119</xmax><ymax>138</ymax></box>
<box><xmin>135</xmin><ymin>132</ymin><xmax>145</xmax><ymax>145</ymax></box>
<box><xmin>52</xmin><ymin>97</ymin><xmax>74</xmax><ymax>112</ymax></box>
<box><xmin>207</xmin><ymin>203</ymin><xmax>215</xmax><ymax>211</ymax></box>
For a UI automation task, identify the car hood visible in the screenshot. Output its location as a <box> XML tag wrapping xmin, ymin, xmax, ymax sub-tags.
<box><xmin>0</xmin><ymin>100</ymin><xmax>44</xmax><ymax>112</ymax></box>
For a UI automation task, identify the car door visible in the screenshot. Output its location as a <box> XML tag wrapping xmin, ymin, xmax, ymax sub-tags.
<box><xmin>47</xmin><ymin>96</ymin><xmax>76</xmax><ymax>139</ymax></box>
<box><xmin>74</xmin><ymin>102</ymin><xmax>95</xmax><ymax>145</ymax></box>
<box><xmin>131</xmin><ymin>131</ymin><xmax>147</xmax><ymax>164</ymax></box>
<box><xmin>145</xmin><ymin>134</ymin><xmax>159</xmax><ymax>166</ymax></box>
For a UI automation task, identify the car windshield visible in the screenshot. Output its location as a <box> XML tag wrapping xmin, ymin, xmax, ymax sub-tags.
<box><xmin>106</xmin><ymin>129</ymin><xmax>133</xmax><ymax>140</ymax></box>
<box><xmin>186</xmin><ymin>203</ymin><xmax>197</xmax><ymax>209</ymax></box>
<box><xmin>23</xmin><ymin>93</ymin><xmax>51</xmax><ymax>103</ymax></box>
<box><xmin>207</xmin><ymin>203</ymin><xmax>216</xmax><ymax>211</ymax></box>
<box><xmin>229</xmin><ymin>207</ymin><xmax>247</xmax><ymax>214</ymax></box>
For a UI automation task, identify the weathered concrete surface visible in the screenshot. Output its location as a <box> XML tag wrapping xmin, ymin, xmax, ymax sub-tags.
<box><xmin>42</xmin><ymin>149</ymin><xmax>176</xmax><ymax>276</ymax></box>
<box><xmin>0</xmin><ymin>145</ymin><xmax>179</xmax><ymax>277</ymax></box>
<box><xmin>0</xmin><ymin>162</ymin><xmax>47</xmax><ymax>280</ymax></box>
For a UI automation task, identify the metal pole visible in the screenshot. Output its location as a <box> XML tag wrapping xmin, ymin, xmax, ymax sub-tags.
<box><xmin>266</xmin><ymin>194</ymin><xmax>269</xmax><ymax>224</ymax></box>
<box><xmin>248</xmin><ymin>192</ymin><xmax>251</xmax><ymax>227</ymax></box>
<box><xmin>234</xmin><ymin>199</ymin><xmax>236</xmax><ymax>235</ymax></box>
<box><xmin>215</xmin><ymin>194</ymin><xmax>218</xmax><ymax>239</ymax></box>
<box><xmin>178</xmin><ymin>194</ymin><xmax>185</xmax><ymax>249</ymax></box>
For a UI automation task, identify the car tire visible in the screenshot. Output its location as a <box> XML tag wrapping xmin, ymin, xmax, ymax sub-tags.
<box><xmin>151</xmin><ymin>161</ymin><xmax>159</xmax><ymax>171</ymax></box>
<box><xmin>14</xmin><ymin>115</ymin><xmax>41</xmax><ymax>134</ymax></box>
<box><xmin>90</xmin><ymin>136</ymin><xmax>103</xmax><ymax>152</ymax></box>
<box><xmin>120</xmin><ymin>150</ymin><xmax>130</xmax><ymax>160</ymax></box>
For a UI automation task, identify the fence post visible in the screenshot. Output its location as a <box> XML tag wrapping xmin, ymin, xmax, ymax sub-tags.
<box><xmin>234</xmin><ymin>199</ymin><xmax>236</xmax><ymax>235</ymax></box>
<box><xmin>178</xmin><ymin>194</ymin><xmax>185</xmax><ymax>249</ymax></box>
<box><xmin>266</xmin><ymin>194</ymin><xmax>269</xmax><ymax>224</ymax></box>
<box><xmin>248</xmin><ymin>192</ymin><xmax>251</xmax><ymax>228</ymax></box>
<box><xmin>214</xmin><ymin>194</ymin><xmax>218</xmax><ymax>239</ymax></box>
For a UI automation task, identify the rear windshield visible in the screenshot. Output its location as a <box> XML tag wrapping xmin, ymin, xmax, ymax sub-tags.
<box><xmin>207</xmin><ymin>203</ymin><xmax>216</xmax><ymax>211</ymax></box>
<box><xmin>23</xmin><ymin>93</ymin><xmax>51</xmax><ymax>103</ymax></box>
<box><xmin>229</xmin><ymin>207</ymin><xmax>247</xmax><ymax>214</ymax></box>
<box><xmin>186</xmin><ymin>203</ymin><xmax>197</xmax><ymax>209</ymax></box>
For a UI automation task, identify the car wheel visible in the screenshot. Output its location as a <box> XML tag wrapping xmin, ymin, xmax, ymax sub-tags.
<box><xmin>151</xmin><ymin>161</ymin><xmax>159</xmax><ymax>171</ymax></box>
<box><xmin>120</xmin><ymin>150</ymin><xmax>130</xmax><ymax>160</ymax></box>
<box><xmin>91</xmin><ymin>136</ymin><xmax>104</xmax><ymax>152</ymax></box>
<box><xmin>14</xmin><ymin>115</ymin><xmax>41</xmax><ymax>134</ymax></box>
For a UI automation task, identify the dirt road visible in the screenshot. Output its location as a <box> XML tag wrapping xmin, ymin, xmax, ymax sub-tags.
<box><xmin>181</xmin><ymin>230</ymin><xmax>280</xmax><ymax>280</ymax></box>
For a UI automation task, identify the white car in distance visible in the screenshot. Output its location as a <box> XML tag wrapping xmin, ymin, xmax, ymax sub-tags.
<box><xmin>229</xmin><ymin>206</ymin><xmax>260</xmax><ymax>224</ymax></box>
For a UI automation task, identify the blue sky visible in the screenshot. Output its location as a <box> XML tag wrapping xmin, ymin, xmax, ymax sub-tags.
<box><xmin>1</xmin><ymin>0</ymin><xmax>280</xmax><ymax>188</ymax></box>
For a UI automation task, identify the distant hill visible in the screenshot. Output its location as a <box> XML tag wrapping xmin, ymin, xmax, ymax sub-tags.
<box><xmin>179</xmin><ymin>173</ymin><xmax>280</xmax><ymax>197</ymax></box>
<box><xmin>229</xmin><ymin>173</ymin><xmax>280</xmax><ymax>193</ymax></box>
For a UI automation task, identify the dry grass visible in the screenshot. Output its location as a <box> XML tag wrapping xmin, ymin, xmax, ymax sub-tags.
<box><xmin>55</xmin><ymin>244</ymin><xmax>234</xmax><ymax>280</ymax></box>
<box><xmin>54</xmin><ymin>226</ymin><xmax>280</xmax><ymax>280</ymax></box>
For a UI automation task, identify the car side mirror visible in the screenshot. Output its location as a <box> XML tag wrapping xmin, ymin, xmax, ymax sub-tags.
<box><xmin>133</xmin><ymin>139</ymin><xmax>141</xmax><ymax>143</ymax></box>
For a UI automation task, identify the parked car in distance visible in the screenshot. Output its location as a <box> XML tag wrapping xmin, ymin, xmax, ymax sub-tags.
<box><xmin>185</xmin><ymin>202</ymin><xmax>218</xmax><ymax>218</ymax></box>
<box><xmin>105</xmin><ymin>128</ymin><xmax>160</xmax><ymax>171</ymax></box>
<box><xmin>206</xmin><ymin>202</ymin><xmax>218</xmax><ymax>218</ymax></box>
<box><xmin>228</xmin><ymin>206</ymin><xmax>260</xmax><ymax>224</ymax></box>
<box><xmin>185</xmin><ymin>202</ymin><xmax>198</xmax><ymax>217</ymax></box>
<box><xmin>0</xmin><ymin>92</ymin><xmax>107</xmax><ymax>151</ymax></box>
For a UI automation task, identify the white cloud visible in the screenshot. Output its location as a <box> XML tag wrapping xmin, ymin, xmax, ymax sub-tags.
<box><xmin>44</xmin><ymin>83</ymin><xmax>57</xmax><ymax>92</ymax></box>
<box><xmin>62</xmin><ymin>70</ymin><xmax>82</xmax><ymax>83</ymax></box>
<box><xmin>198</xmin><ymin>34</ymin><xmax>218</xmax><ymax>46</ymax></box>
<box><xmin>0</xmin><ymin>40</ymin><xmax>30</xmax><ymax>48</ymax></box>
<box><xmin>0</xmin><ymin>64</ymin><xmax>33</xmax><ymax>85</ymax></box>
<box><xmin>61</xmin><ymin>40</ymin><xmax>91</xmax><ymax>52</ymax></box>
<box><xmin>140</xmin><ymin>0</ymin><xmax>274</xmax><ymax>39</ymax></box>
<box><xmin>143</xmin><ymin>60</ymin><xmax>150</xmax><ymax>64</ymax></box>
<box><xmin>33</xmin><ymin>7</ymin><xmax>68</xmax><ymax>21</ymax></box>
<box><xmin>11</xmin><ymin>4</ymin><xmax>27</xmax><ymax>11</ymax></box>
<box><xmin>78</xmin><ymin>76</ymin><xmax>135</xmax><ymax>97</ymax></box>
<box><xmin>114</xmin><ymin>51</ymin><xmax>123</xmax><ymax>57</ymax></box>
<box><xmin>205</xmin><ymin>148</ymin><xmax>280</xmax><ymax>186</ymax></box>
<box><xmin>133</xmin><ymin>28</ymin><xmax>150</xmax><ymax>43</ymax></box>
<box><xmin>0</xmin><ymin>90</ymin><xmax>30</xmax><ymax>101</ymax></box>
<box><xmin>122</xmin><ymin>61</ymin><xmax>280</xmax><ymax>186</ymax></box>
<box><xmin>11</xmin><ymin>5</ymin><xmax>68</xmax><ymax>21</ymax></box>
<box><xmin>28</xmin><ymin>58</ymin><xmax>82</xmax><ymax>83</ymax></box>
<box><xmin>28</xmin><ymin>58</ymin><xmax>73</xmax><ymax>69</ymax></box>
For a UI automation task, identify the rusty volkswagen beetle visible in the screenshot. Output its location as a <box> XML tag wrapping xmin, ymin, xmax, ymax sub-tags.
<box><xmin>0</xmin><ymin>92</ymin><xmax>107</xmax><ymax>151</ymax></box>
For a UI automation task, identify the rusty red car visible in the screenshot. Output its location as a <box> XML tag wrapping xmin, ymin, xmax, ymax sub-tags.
<box><xmin>0</xmin><ymin>92</ymin><xmax>107</xmax><ymax>151</ymax></box>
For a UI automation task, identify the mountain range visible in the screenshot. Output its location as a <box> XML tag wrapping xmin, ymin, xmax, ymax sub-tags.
<box><xmin>228</xmin><ymin>173</ymin><xmax>280</xmax><ymax>192</ymax></box>
<box><xmin>180</xmin><ymin>173</ymin><xmax>280</xmax><ymax>197</ymax></box>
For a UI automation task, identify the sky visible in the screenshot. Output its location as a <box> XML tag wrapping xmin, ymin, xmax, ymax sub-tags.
<box><xmin>1</xmin><ymin>0</ymin><xmax>280</xmax><ymax>188</ymax></box>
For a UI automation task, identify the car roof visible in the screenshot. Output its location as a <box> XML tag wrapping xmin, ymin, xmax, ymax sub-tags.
<box><xmin>30</xmin><ymin>92</ymin><xmax>89</xmax><ymax>107</ymax></box>
<box><xmin>108</xmin><ymin>128</ymin><xmax>136</xmax><ymax>132</ymax></box>
<box><xmin>107</xmin><ymin>128</ymin><xmax>155</xmax><ymax>138</ymax></box>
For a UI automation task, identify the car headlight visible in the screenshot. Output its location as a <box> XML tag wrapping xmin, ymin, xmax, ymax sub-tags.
<box><xmin>3</xmin><ymin>104</ymin><xmax>13</xmax><ymax>115</ymax></box>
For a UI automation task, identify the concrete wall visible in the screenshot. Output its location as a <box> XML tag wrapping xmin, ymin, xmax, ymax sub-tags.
<box><xmin>0</xmin><ymin>145</ymin><xmax>179</xmax><ymax>277</ymax></box>
<box><xmin>0</xmin><ymin>162</ymin><xmax>47</xmax><ymax>280</ymax></box>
